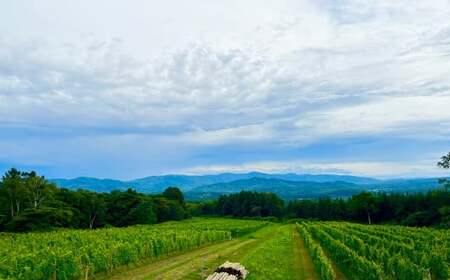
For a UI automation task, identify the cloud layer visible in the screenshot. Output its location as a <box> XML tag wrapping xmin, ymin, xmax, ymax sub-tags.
<box><xmin>0</xmin><ymin>0</ymin><xmax>449</xmax><ymax>178</ymax></box>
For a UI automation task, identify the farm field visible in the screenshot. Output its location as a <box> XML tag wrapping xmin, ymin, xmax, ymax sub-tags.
<box><xmin>0</xmin><ymin>218</ymin><xmax>449</xmax><ymax>280</ymax></box>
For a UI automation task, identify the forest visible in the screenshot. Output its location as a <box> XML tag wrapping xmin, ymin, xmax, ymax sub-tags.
<box><xmin>1</xmin><ymin>166</ymin><xmax>449</xmax><ymax>231</ymax></box>
<box><xmin>193</xmin><ymin>188</ymin><xmax>450</xmax><ymax>227</ymax></box>
<box><xmin>193</xmin><ymin>154</ymin><xmax>450</xmax><ymax>227</ymax></box>
<box><xmin>0</xmin><ymin>153</ymin><xmax>448</xmax><ymax>231</ymax></box>
<box><xmin>0</xmin><ymin>168</ymin><xmax>188</xmax><ymax>231</ymax></box>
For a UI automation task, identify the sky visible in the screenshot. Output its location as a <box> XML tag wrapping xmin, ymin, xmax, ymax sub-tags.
<box><xmin>1</xmin><ymin>0</ymin><xmax>450</xmax><ymax>179</ymax></box>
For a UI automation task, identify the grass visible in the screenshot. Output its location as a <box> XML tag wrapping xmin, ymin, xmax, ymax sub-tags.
<box><xmin>97</xmin><ymin>223</ymin><xmax>322</xmax><ymax>280</ymax></box>
<box><xmin>241</xmin><ymin>225</ymin><xmax>299</xmax><ymax>280</ymax></box>
<box><xmin>100</xmin><ymin>225</ymin><xmax>278</xmax><ymax>280</ymax></box>
<box><xmin>293</xmin><ymin>227</ymin><xmax>318</xmax><ymax>280</ymax></box>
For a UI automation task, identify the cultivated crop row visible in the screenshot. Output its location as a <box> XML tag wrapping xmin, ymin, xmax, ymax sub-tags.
<box><xmin>0</xmin><ymin>218</ymin><xmax>267</xmax><ymax>280</ymax></box>
<box><xmin>296</xmin><ymin>224</ymin><xmax>335</xmax><ymax>280</ymax></box>
<box><xmin>298</xmin><ymin>221</ymin><xmax>449</xmax><ymax>280</ymax></box>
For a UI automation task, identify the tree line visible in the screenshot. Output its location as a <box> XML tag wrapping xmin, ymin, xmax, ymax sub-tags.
<box><xmin>0</xmin><ymin>168</ymin><xmax>187</xmax><ymax>231</ymax></box>
<box><xmin>190</xmin><ymin>153</ymin><xmax>450</xmax><ymax>227</ymax></box>
<box><xmin>1</xmin><ymin>152</ymin><xmax>449</xmax><ymax>231</ymax></box>
<box><xmin>191</xmin><ymin>188</ymin><xmax>449</xmax><ymax>227</ymax></box>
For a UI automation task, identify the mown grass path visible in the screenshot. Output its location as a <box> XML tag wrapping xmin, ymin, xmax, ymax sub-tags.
<box><xmin>293</xmin><ymin>228</ymin><xmax>318</xmax><ymax>280</ymax></box>
<box><xmin>98</xmin><ymin>224</ymin><xmax>321</xmax><ymax>280</ymax></box>
<box><xmin>241</xmin><ymin>224</ymin><xmax>299</xmax><ymax>280</ymax></box>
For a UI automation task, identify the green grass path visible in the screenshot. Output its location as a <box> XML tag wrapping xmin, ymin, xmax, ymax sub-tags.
<box><xmin>98</xmin><ymin>224</ymin><xmax>320</xmax><ymax>280</ymax></box>
<box><xmin>241</xmin><ymin>224</ymin><xmax>300</xmax><ymax>280</ymax></box>
<box><xmin>292</xmin><ymin>227</ymin><xmax>318</xmax><ymax>280</ymax></box>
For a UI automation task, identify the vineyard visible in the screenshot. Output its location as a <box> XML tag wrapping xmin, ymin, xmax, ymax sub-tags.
<box><xmin>0</xmin><ymin>218</ymin><xmax>449</xmax><ymax>280</ymax></box>
<box><xmin>297</xmin><ymin>221</ymin><xmax>450</xmax><ymax>280</ymax></box>
<box><xmin>0</xmin><ymin>218</ymin><xmax>266</xmax><ymax>280</ymax></box>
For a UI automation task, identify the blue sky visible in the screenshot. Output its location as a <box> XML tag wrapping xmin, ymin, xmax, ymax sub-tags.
<box><xmin>1</xmin><ymin>0</ymin><xmax>450</xmax><ymax>179</ymax></box>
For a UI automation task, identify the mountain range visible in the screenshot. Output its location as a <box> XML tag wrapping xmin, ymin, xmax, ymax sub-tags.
<box><xmin>49</xmin><ymin>172</ymin><xmax>446</xmax><ymax>200</ymax></box>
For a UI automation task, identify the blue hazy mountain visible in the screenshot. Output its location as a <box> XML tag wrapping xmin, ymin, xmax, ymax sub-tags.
<box><xmin>50</xmin><ymin>172</ymin><xmax>379</xmax><ymax>192</ymax></box>
<box><xmin>50</xmin><ymin>177</ymin><xmax>129</xmax><ymax>192</ymax></box>
<box><xmin>50</xmin><ymin>172</ymin><xmax>444</xmax><ymax>200</ymax></box>
<box><xmin>185</xmin><ymin>177</ymin><xmax>444</xmax><ymax>200</ymax></box>
<box><xmin>185</xmin><ymin>178</ymin><xmax>365</xmax><ymax>200</ymax></box>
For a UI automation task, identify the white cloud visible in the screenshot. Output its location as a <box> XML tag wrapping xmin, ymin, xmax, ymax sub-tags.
<box><xmin>294</xmin><ymin>95</ymin><xmax>450</xmax><ymax>140</ymax></box>
<box><xmin>183</xmin><ymin>159</ymin><xmax>448</xmax><ymax>178</ymax></box>
<box><xmin>0</xmin><ymin>0</ymin><xmax>450</xmax><ymax>177</ymax></box>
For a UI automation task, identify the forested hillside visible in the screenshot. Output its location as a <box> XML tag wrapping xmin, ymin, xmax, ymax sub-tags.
<box><xmin>2</xmin><ymin>168</ymin><xmax>449</xmax><ymax>231</ymax></box>
<box><xmin>0</xmin><ymin>168</ymin><xmax>188</xmax><ymax>232</ymax></box>
<box><xmin>50</xmin><ymin>173</ymin><xmax>446</xmax><ymax>201</ymax></box>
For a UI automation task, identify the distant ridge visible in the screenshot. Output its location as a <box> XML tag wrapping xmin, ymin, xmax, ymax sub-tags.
<box><xmin>49</xmin><ymin>172</ymin><xmax>444</xmax><ymax>200</ymax></box>
<box><xmin>50</xmin><ymin>172</ymin><xmax>380</xmax><ymax>192</ymax></box>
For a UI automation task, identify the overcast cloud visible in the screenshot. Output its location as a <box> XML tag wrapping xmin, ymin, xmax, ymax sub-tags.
<box><xmin>1</xmin><ymin>0</ymin><xmax>450</xmax><ymax>179</ymax></box>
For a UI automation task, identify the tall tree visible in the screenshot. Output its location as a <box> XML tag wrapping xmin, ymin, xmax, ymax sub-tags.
<box><xmin>78</xmin><ymin>190</ymin><xmax>106</xmax><ymax>229</ymax></box>
<box><xmin>24</xmin><ymin>171</ymin><xmax>53</xmax><ymax>208</ymax></box>
<box><xmin>1</xmin><ymin>168</ymin><xmax>28</xmax><ymax>218</ymax></box>
<box><xmin>163</xmin><ymin>187</ymin><xmax>185</xmax><ymax>204</ymax></box>
<box><xmin>437</xmin><ymin>152</ymin><xmax>450</xmax><ymax>169</ymax></box>
<box><xmin>105</xmin><ymin>189</ymin><xmax>141</xmax><ymax>227</ymax></box>
<box><xmin>438</xmin><ymin>152</ymin><xmax>450</xmax><ymax>191</ymax></box>
<box><xmin>129</xmin><ymin>200</ymin><xmax>157</xmax><ymax>225</ymax></box>
<box><xmin>349</xmin><ymin>192</ymin><xmax>376</xmax><ymax>224</ymax></box>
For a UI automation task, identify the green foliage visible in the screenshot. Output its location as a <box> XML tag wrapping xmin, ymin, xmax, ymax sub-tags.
<box><xmin>242</xmin><ymin>225</ymin><xmax>297</xmax><ymax>280</ymax></box>
<box><xmin>6</xmin><ymin>207</ymin><xmax>73</xmax><ymax>232</ymax></box>
<box><xmin>162</xmin><ymin>186</ymin><xmax>184</xmax><ymax>204</ymax></box>
<box><xmin>154</xmin><ymin>197</ymin><xmax>186</xmax><ymax>222</ymax></box>
<box><xmin>297</xmin><ymin>224</ymin><xmax>335</xmax><ymax>280</ymax></box>
<box><xmin>128</xmin><ymin>200</ymin><xmax>157</xmax><ymax>225</ymax></box>
<box><xmin>348</xmin><ymin>191</ymin><xmax>376</xmax><ymax>224</ymax></box>
<box><xmin>302</xmin><ymin>221</ymin><xmax>450</xmax><ymax>280</ymax></box>
<box><xmin>0</xmin><ymin>169</ymin><xmax>189</xmax><ymax>231</ymax></box>
<box><xmin>437</xmin><ymin>152</ymin><xmax>450</xmax><ymax>169</ymax></box>
<box><xmin>307</xmin><ymin>224</ymin><xmax>384</xmax><ymax>280</ymax></box>
<box><xmin>438</xmin><ymin>152</ymin><xmax>450</xmax><ymax>192</ymax></box>
<box><xmin>286</xmin><ymin>189</ymin><xmax>450</xmax><ymax>227</ymax></box>
<box><xmin>216</xmin><ymin>191</ymin><xmax>284</xmax><ymax>217</ymax></box>
<box><xmin>0</xmin><ymin>218</ymin><xmax>266</xmax><ymax>279</ymax></box>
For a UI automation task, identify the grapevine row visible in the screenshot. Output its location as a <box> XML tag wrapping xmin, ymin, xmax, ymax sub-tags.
<box><xmin>296</xmin><ymin>223</ymin><xmax>336</xmax><ymax>280</ymax></box>
<box><xmin>326</xmin><ymin>223</ymin><xmax>449</xmax><ymax>279</ymax></box>
<box><xmin>305</xmin><ymin>223</ymin><xmax>384</xmax><ymax>280</ymax></box>
<box><xmin>0</xmin><ymin>218</ymin><xmax>266</xmax><ymax>280</ymax></box>
<box><xmin>317</xmin><ymin>223</ymin><xmax>430</xmax><ymax>280</ymax></box>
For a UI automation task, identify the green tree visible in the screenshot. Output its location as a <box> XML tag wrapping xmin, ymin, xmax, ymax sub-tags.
<box><xmin>78</xmin><ymin>190</ymin><xmax>106</xmax><ymax>229</ymax></box>
<box><xmin>437</xmin><ymin>152</ymin><xmax>450</xmax><ymax>168</ymax></box>
<box><xmin>6</xmin><ymin>206</ymin><xmax>73</xmax><ymax>232</ymax></box>
<box><xmin>154</xmin><ymin>198</ymin><xmax>186</xmax><ymax>222</ymax></box>
<box><xmin>129</xmin><ymin>200</ymin><xmax>157</xmax><ymax>224</ymax></box>
<box><xmin>23</xmin><ymin>171</ymin><xmax>55</xmax><ymax>208</ymax></box>
<box><xmin>0</xmin><ymin>182</ymin><xmax>7</xmax><ymax>229</ymax></box>
<box><xmin>1</xmin><ymin>168</ymin><xmax>29</xmax><ymax>218</ymax></box>
<box><xmin>105</xmin><ymin>189</ymin><xmax>141</xmax><ymax>227</ymax></box>
<box><xmin>349</xmin><ymin>192</ymin><xmax>376</xmax><ymax>224</ymax></box>
<box><xmin>437</xmin><ymin>152</ymin><xmax>450</xmax><ymax>191</ymax></box>
<box><xmin>216</xmin><ymin>191</ymin><xmax>284</xmax><ymax>217</ymax></box>
<box><xmin>163</xmin><ymin>187</ymin><xmax>185</xmax><ymax>204</ymax></box>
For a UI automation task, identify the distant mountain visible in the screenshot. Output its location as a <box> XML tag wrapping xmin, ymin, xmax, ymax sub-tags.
<box><xmin>50</xmin><ymin>172</ymin><xmax>381</xmax><ymax>193</ymax></box>
<box><xmin>50</xmin><ymin>177</ymin><xmax>129</xmax><ymax>192</ymax></box>
<box><xmin>185</xmin><ymin>177</ymin><xmax>445</xmax><ymax>200</ymax></box>
<box><xmin>49</xmin><ymin>172</ymin><xmax>446</xmax><ymax>200</ymax></box>
<box><xmin>51</xmin><ymin>173</ymin><xmax>271</xmax><ymax>193</ymax></box>
<box><xmin>128</xmin><ymin>172</ymin><xmax>384</xmax><ymax>193</ymax></box>
<box><xmin>186</xmin><ymin>177</ymin><xmax>365</xmax><ymax>200</ymax></box>
<box><xmin>370</xmin><ymin>178</ymin><xmax>444</xmax><ymax>192</ymax></box>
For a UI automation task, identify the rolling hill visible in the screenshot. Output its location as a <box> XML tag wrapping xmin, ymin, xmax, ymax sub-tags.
<box><xmin>185</xmin><ymin>177</ymin><xmax>365</xmax><ymax>200</ymax></box>
<box><xmin>50</xmin><ymin>172</ymin><xmax>380</xmax><ymax>193</ymax></box>
<box><xmin>50</xmin><ymin>172</ymin><xmax>445</xmax><ymax>200</ymax></box>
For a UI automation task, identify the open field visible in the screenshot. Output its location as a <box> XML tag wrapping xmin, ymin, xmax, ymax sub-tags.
<box><xmin>0</xmin><ymin>218</ymin><xmax>448</xmax><ymax>280</ymax></box>
<box><xmin>298</xmin><ymin>221</ymin><xmax>450</xmax><ymax>280</ymax></box>
<box><xmin>0</xmin><ymin>218</ymin><xmax>266</xmax><ymax>280</ymax></box>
